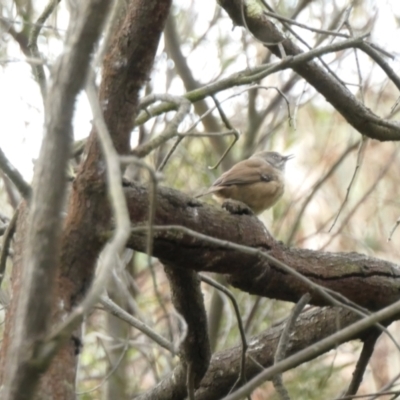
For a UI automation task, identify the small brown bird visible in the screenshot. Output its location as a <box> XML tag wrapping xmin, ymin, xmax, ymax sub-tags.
<box><xmin>197</xmin><ymin>151</ymin><xmax>293</xmax><ymax>214</ymax></box>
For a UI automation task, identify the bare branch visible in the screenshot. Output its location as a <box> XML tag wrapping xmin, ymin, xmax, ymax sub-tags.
<box><xmin>135</xmin><ymin>36</ymin><xmax>371</xmax><ymax>127</ymax></box>
<box><xmin>218</xmin><ymin>0</ymin><xmax>400</xmax><ymax>141</ymax></box>
<box><xmin>323</xmin><ymin>148</ymin><xmax>398</xmax><ymax>249</ymax></box>
<box><xmin>136</xmin><ymin>267</ymin><xmax>211</xmax><ymax>400</ymax></box>
<box><xmin>28</xmin><ymin>0</ymin><xmax>61</xmax><ymax>99</ymax></box>
<box><xmin>388</xmin><ymin>217</ymin><xmax>400</xmax><ymax>242</ymax></box>
<box><xmin>1</xmin><ymin>1</ymin><xmax>112</xmax><ymax>398</ymax></box>
<box><xmin>0</xmin><ymin>147</ymin><xmax>31</xmax><ymax>199</ymax></box>
<box><xmin>272</xmin><ymin>294</ymin><xmax>311</xmax><ymax>400</ymax></box>
<box><xmin>342</xmin><ymin>331</ymin><xmax>380</xmax><ymax>398</ymax></box>
<box><xmin>164</xmin><ymin>14</ymin><xmax>233</xmax><ymax>168</ymax></box>
<box><xmin>133</xmin><ymin>94</ymin><xmax>191</xmax><ymax>158</ymax></box>
<box><xmin>100</xmin><ymin>295</ymin><xmax>174</xmax><ymax>353</ymax></box>
<box><xmin>223</xmin><ymin>298</ymin><xmax>400</xmax><ymax>400</ymax></box>
<box><xmin>200</xmin><ymin>274</ymin><xmax>249</xmax><ymax>391</ymax></box>
<box><xmin>329</xmin><ymin>137</ymin><xmax>367</xmax><ymax>232</ymax></box>
<box><xmin>0</xmin><ymin>209</ymin><xmax>18</xmax><ymax>288</ymax></box>
<box><xmin>262</xmin><ymin>10</ymin><xmax>350</xmax><ymax>38</ymax></box>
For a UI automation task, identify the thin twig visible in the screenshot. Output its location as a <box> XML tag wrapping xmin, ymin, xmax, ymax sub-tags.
<box><xmin>75</xmin><ymin>336</ymin><xmax>129</xmax><ymax>395</ymax></box>
<box><xmin>262</xmin><ymin>2</ymin><xmax>349</xmax><ymax>87</ymax></box>
<box><xmin>200</xmin><ymin>274</ymin><xmax>249</xmax><ymax>394</ymax></box>
<box><xmin>120</xmin><ymin>156</ymin><xmax>159</xmax><ymax>269</ymax></box>
<box><xmin>0</xmin><ymin>209</ymin><xmax>18</xmax><ymax>288</ymax></box>
<box><xmin>100</xmin><ymin>295</ymin><xmax>174</xmax><ymax>353</ymax></box>
<box><xmin>345</xmin><ymin>21</ymin><xmax>365</xmax><ymax>103</ymax></box>
<box><xmin>287</xmin><ymin>141</ymin><xmax>359</xmax><ymax>244</ymax></box>
<box><xmin>222</xmin><ymin>299</ymin><xmax>400</xmax><ymax>400</ymax></box>
<box><xmin>189</xmin><ymin>85</ymin><xmax>291</xmax><ymax>170</ymax></box>
<box><xmin>329</xmin><ymin>136</ymin><xmax>367</xmax><ymax>232</ymax></box>
<box><xmin>357</xmin><ymin>42</ymin><xmax>400</xmax><ymax>92</ymax></box>
<box><xmin>135</xmin><ymin>36</ymin><xmax>370</xmax><ymax>126</ymax></box>
<box><xmin>0</xmin><ymin>16</ymin><xmax>63</xmax><ymax>33</ymax></box>
<box><xmin>262</xmin><ymin>10</ymin><xmax>350</xmax><ymax>38</ymax></box>
<box><xmin>388</xmin><ymin>217</ymin><xmax>400</xmax><ymax>242</ymax></box>
<box><xmin>133</xmin><ymin>94</ymin><xmax>191</xmax><ymax>158</ymax></box>
<box><xmin>0</xmin><ymin>147</ymin><xmax>31</xmax><ymax>198</ymax></box>
<box><xmin>292</xmin><ymin>80</ymin><xmax>307</xmax><ymax>131</ymax></box>
<box><xmin>28</xmin><ymin>0</ymin><xmax>62</xmax><ymax>99</ymax></box>
<box><xmin>324</xmin><ymin>148</ymin><xmax>398</xmax><ymax>248</ymax></box>
<box><xmin>207</xmin><ymin>95</ymin><xmax>241</xmax><ymax>170</ymax></box>
<box><xmin>121</xmin><ymin>157</ymin><xmax>175</xmax><ymax>342</ymax></box>
<box><xmin>272</xmin><ymin>294</ymin><xmax>311</xmax><ymax>400</ymax></box>
<box><xmin>367</xmin><ymin>371</ymin><xmax>400</xmax><ymax>400</ymax></box>
<box><xmin>338</xmin><ymin>390</ymin><xmax>400</xmax><ymax>400</ymax></box>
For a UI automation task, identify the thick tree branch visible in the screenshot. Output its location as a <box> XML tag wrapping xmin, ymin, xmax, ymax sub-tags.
<box><xmin>193</xmin><ymin>306</ymin><xmax>389</xmax><ymax>400</ymax></box>
<box><xmin>33</xmin><ymin>1</ymin><xmax>172</xmax><ymax>397</ymax></box>
<box><xmin>222</xmin><ymin>299</ymin><xmax>400</xmax><ymax>400</ymax></box>
<box><xmin>124</xmin><ymin>183</ymin><xmax>400</xmax><ymax>310</ymax></box>
<box><xmin>0</xmin><ymin>1</ymin><xmax>111</xmax><ymax>399</ymax></box>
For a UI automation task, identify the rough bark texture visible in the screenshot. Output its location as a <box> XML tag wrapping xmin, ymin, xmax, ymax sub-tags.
<box><xmin>0</xmin><ymin>1</ymin><xmax>112</xmax><ymax>398</ymax></box>
<box><xmin>0</xmin><ymin>1</ymin><xmax>172</xmax><ymax>399</ymax></box>
<box><xmin>125</xmin><ymin>183</ymin><xmax>400</xmax><ymax>309</ymax></box>
<box><xmin>123</xmin><ymin>178</ymin><xmax>400</xmax><ymax>399</ymax></box>
<box><xmin>46</xmin><ymin>2</ymin><xmax>172</xmax><ymax>397</ymax></box>
<box><xmin>195</xmin><ymin>307</ymin><xmax>362</xmax><ymax>400</ymax></box>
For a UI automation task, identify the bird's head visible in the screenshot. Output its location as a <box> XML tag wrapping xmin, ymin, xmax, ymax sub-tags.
<box><xmin>251</xmin><ymin>151</ymin><xmax>294</xmax><ymax>171</ymax></box>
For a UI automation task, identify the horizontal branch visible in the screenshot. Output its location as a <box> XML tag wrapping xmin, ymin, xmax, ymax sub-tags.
<box><xmin>135</xmin><ymin>35</ymin><xmax>369</xmax><ymax>127</ymax></box>
<box><xmin>223</xmin><ymin>298</ymin><xmax>400</xmax><ymax>400</ymax></box>
<box><xmin>124</xmin><ymin>182</ymin><xmax>400</xmax><ymax>310</ymax></box>
<box><xmin>160</xmin><ymin>306</ymin><xmax>387</xmax><ymax>400</ymax></box>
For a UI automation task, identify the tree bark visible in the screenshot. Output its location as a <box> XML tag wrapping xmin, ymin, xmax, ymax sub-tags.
<box><xmin>125</xmin><ymin>183</ymin><xmax>400</xmax><ymax>309</ymax></box>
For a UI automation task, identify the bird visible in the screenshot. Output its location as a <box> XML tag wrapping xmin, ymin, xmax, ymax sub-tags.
<box><xmin>197</xmin><ymin>151</ymin><xmax>293</xmax><ymax>215</ymax></box>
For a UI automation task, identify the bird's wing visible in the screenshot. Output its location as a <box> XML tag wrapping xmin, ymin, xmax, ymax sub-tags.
<box><xmin>212</xmin><ymin>158</ymin><xmax>275</xmax><ymax>187</ymax></box>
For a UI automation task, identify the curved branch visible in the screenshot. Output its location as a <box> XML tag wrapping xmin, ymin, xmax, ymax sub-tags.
<box><xmin>223</xmin><ymin>299</ymin><xmax>400</xmax><ymax>400</ymax></box>
<box><xmin>124</xmin><ymin>182</ymin><xmax>400</xmax><ymax>310</ymax></box>
<box><xmin>194</xmin><ymin>306</ymin><xmax>389</xmax><ymax>399</ymax></box>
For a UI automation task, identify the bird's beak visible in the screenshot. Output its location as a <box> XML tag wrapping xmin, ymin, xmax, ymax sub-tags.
<box><xmin>284</xmin><ymin>154</ymin><xmax>295</xmax><ymax>161</ymax></box>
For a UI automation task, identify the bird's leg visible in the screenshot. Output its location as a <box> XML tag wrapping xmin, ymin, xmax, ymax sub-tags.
<box><xmin>222</xmin><ymin>199</ymin><xmax>254</xmax><ymax>216</ymax></box>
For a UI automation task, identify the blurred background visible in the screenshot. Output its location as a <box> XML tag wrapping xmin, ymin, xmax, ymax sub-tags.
<box><xmin>1</xmin><ymin>0</ymin><xmax>400</xmax><ymax>398</ymax></box>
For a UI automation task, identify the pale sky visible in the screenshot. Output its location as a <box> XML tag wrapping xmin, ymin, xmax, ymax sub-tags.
<box><xmin>1</xmin><ymin>0</ymin><xmax>400</xmax><ymax>181</ymax></box>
